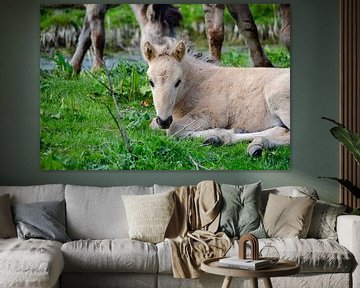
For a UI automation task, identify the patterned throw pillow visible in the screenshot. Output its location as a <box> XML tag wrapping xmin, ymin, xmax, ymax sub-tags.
<box><xmin>218</xmin><ymin>182</ymin><xmax>266</xmax><ymax>239</ymax></box>
<box><xmin>122</xmin><ymin>191</ymin><xmax>175</xmax><ymax>243</ymax></box>
<box><xmin>307</xmin><ymin>200</ymin><xmax>347</xmax><ymax>240</ymax></box>
<box><xmin>263</xmin><ymin>194</ymin><xmax>316</xmax><ymax>238</ymax></box>
<box><xmin>0</xmin><ymin>194</ymin><xmax>16</xmax><ymax>238</ymax></box>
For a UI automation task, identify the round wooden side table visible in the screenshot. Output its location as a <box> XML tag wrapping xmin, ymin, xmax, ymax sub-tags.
<box><xmin>201</xmin><ymin>257</ymin><xmax>300</xmax><ymax>288</ymax></box>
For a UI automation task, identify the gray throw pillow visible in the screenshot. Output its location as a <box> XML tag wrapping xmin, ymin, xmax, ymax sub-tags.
<box><xmin>12</xmin><ymin>200</ymin><xmax>70</xmax><ymax>243</ymax></box>
<box><xmin>0</xmin><ymin>194</ymin><xmax>17</xmax><ymax>238</ymax></box>
<box><xmin>307</xmin><ymin>200</ymin><xmax>347</xmax><ymax>240</ymax></box>
<box><xmin>218</xmin><ymin>182</ymin><xmax>266</xmax><ymax>238</ymax></box>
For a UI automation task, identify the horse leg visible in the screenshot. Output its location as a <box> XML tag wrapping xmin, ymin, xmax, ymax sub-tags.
<box><xmin>203</xmin><ymin>4</ymin><xmax>225</xmax><ymax>62</ymax></box>
<box><xmin>87</xmin><ymin>4</ymin><xmax>106</xmax><ymax>70</ymax></box>
<box><xmin>70</xmin><ymin>6</ymin><xmax>92</xmax><ymax>73</ymax></box>
<box><xmin>280</xmin><ymin>4</ymin><xmax>291</xmax><ymax>51</ymax></box>
<box><xmin>226</xmin><ymin>4</ymin><xmax>273</xmax><ymax>67</ymax></box>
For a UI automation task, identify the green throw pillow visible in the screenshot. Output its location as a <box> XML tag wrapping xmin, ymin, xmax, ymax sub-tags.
<box><xmin>218</xmin><ymin>182</ymin><xmax>266</xmax><ymax>238</ymax></box>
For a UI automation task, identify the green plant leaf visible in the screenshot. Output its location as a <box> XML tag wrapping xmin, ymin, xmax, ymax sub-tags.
<box><xmin>319</xmin><ymin>177</ymin><xmax>360</xmax><ymax>198</ymax></box>
<box><xmin>330</xmin><ymin>127</ymin><xmax>360</xmax><ymax>165</ymax></box>
<box><xmin>323</xmin><ymin>117</ymin><xmax>360</xmax><ymax>165</ymax></box>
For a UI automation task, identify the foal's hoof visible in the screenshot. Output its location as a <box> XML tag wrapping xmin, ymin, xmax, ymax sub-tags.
<box><xmin>203</xmin><ymin>136</ymin><xmax>224</xmax><ymax>147</ymax></box>
<box><xmin>247</xmin><ymin>144</ymin><xmax>263</xmax><ymax>157</ymax></box>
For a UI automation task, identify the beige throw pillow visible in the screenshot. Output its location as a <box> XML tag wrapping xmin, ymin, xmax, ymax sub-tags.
<box><xmin>263</xmin><ymin>193</ymin><xmax>316</xmax><ymax>238</ymax></box>
<box><xmin>0</xmin><ymin>194</ymin><xmax>17</xmax><ymax>238</ymax></box>
<box><xmin>122</xmin><ymin>191</ymin><xmax>175</xmax><ymax>243</ymax></box>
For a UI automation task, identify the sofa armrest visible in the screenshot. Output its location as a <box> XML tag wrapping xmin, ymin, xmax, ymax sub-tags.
<box><xmin>337</xmin><ymin>215</ymin><xmax>360</xmax><ymax>288</ymax></box>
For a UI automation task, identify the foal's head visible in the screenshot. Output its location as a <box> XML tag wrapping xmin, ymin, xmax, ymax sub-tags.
<box><xmin>143</xmin><ymin>40</ymin><xmax>186</xmax><ymax>129</ymax></box>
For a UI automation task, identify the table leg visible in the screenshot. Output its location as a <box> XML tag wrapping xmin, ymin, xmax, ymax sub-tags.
<box><xmin>263</xmin><ymin>277</ymin><xmax>273</xmax><ymax>288</ymax></box>
<box><xmin>222</xmin><ymin>276</ymin><xmax>233</xmax><ymax>288</ymax></box>
<box><xmin>251</xmin><ymin>278</ymin><xmax>258</xmax><ymax>288</ymax></box>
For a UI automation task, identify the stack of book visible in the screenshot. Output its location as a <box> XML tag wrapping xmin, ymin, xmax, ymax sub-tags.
<box><xmin>218</xmin><ymin>257</ymin><xmax>271</xmax><ymax>270</ymax></box>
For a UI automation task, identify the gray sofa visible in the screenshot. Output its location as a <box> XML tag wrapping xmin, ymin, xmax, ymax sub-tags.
<box><xmin>0</xmin><ymin>184</ymin><xmax>359</xmax><ymax>288</ymax></box>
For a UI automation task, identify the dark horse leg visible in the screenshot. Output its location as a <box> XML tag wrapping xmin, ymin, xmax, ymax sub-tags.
<box><xmin>88</xmin><ymin>4</ymin><xmax>106</xmax><ymax>70</ymax></box>
<box><xmin>203</xmin><ymin>4</ymin><xmax>225</xmax><ymax>62</ymax></box>
<box><xmin>71</xmin><ymin>4</ymin><xmax>181</xmax><ymax>73</ymax></box>
<box><xmin>226</xmin><ymin>4</ymin><xmax>273</xmax><ymax>67</ymax></box>
<box><xmin>70</xmin><ymin>4</ymin><xmax>106</xmax><ymax>73</ymax></box>
<box><xmin>280</xmin><ymin>4</ymin><xmax>291</xmax><ymax>51</ymax></box>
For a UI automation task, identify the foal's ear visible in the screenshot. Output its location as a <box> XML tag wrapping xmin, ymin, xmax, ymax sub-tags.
<box><xmin>172</xmin><ymin>41</ymin><xmax>186</xmax><ymax>62</ymax></box>
<box><xmin>143</xmin><ymin>41</ymin><xmax>156</xmax><ymax>62</ymax></box>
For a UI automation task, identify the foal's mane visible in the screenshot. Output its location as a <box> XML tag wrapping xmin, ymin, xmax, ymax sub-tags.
<box><xmin>153</xmin><ymin>37</ymin><xmax>217</xmax><ymax>66</ymax></box>
<box><xmin>186</xmin><ymin>42</ymin><xmax>217</xmax><ymax>65</ymax></box>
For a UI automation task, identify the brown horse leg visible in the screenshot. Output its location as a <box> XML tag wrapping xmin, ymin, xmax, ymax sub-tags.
<box><xmin>280</xmin><ymin>4</ymin><xmax>291</xmax><ymax>51</ymax></box>
<box><xmin>226</xmin><ymin>4</ymin><xmax>273</xmax><ymax>67</ymax></box>
<box><xmin>203</xmin><ymin>4</ymin><xmax>225</xmax><ymax>62</ymax></box>
<box><xmin>70</xmin><ymin>10</ymin><xmax>91</xmax><ymax>73</ymax></box>
<box><xmin>87</xmin><ymin>4</ymin><xmax>106</xmax><ymax>70</ymax></box>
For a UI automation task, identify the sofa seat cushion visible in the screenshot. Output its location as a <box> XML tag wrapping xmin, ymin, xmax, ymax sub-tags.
<box><xmin>230</xmin><ymin>238</ymin><xmax>354</xmax><ymax>273</ymax></box>
<box><xmin>157</xmin><ymin>238</ymin><xmax>354</xmax><ymax>274</ymax></box>
<box><xmin>0</xmin><ymin>238</ymin><xmax>64</xmax><ymax>288</ymax></box>
<box><xmin>61</xmin><ymin>239</ymin><xmax>158</xmax><ymax>273</ymax></box>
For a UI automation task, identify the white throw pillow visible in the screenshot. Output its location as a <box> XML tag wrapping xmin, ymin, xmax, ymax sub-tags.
<box><xmin>122</xmin><ymin>191</ymin><xmax>175</xmax><ymax>243</ymax></box>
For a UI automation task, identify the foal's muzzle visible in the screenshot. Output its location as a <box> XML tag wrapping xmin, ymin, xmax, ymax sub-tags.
<box><xmin>156</xmin><ymin>116</ymin><xmax>173</xmax><ymax>129</ymax></box>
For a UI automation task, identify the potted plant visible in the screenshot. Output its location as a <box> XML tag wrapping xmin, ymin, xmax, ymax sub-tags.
<box><xmin>321</xmin><ymin>117</ymin><xmax>360</xmax><ymax>215</ymax></box>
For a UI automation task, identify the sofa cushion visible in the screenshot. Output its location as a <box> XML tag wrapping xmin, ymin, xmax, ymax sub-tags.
<box><xmin>0</xmin><ymin>194</ymin><xmax>16</xmax><ymax>238</ymax></box>
<box><xmin>263</xmin><ymin>194</ymin><xmax>316</xmax><ymax>238</ymax></box>
<box><xmin>262</xmin><ymin>238</ymin><xmax>354</xmax><ymax>273</ymax></box>
<box><xmin>0</xmin><ymin>238</ymin><xmax>64</xmax><ymax>288</ymax></box>
<box><xmin>61</xmin><ymin>273</ymin><xmax>157</xmax><ymax>288</ymax></box>
<box><xmin>307</xmin><ymin>200</ymin><xmax>347</xmax><ymax>240</ymax></box>
<box><xmin>65</xmin><ymin>185</ymin><xmax>153</xmax><ymax>239</ymax></box>
<box><xmin>157</xmin><ymin>237</ymin><xmax>353</xmax><ymax>274</ymax></box>
<box><xmin>61</xmin><ymin>239</ymin><xmax>158</xmax><ymax>273</ymax></box>
<box><xmin>218</xmin><ymin>182</ymin><xmax>266</xmax><ymax>238</ymax></box>
<box><xmin>261</xmin><ymin>186</ymin><xmax>319</xmax><ymax>213</ymax></box>
<box><xmin>0</xmin><ymin>184</ymin><xmax>65</xmax><ymax>204</ymax></box>
<box><xmin>122</xmin><ymin>191</ymin><xmax>175</xmax><ymax>243</ymax></box>
<box><xmin>12</xmin><ymin>200</ymin><xmax>70</xmax><ymax>243</ymax></box>
<box><xmin>227</xmin><ymin>238</ymin><xmax>353</xmax><ymax>273</ymax></box>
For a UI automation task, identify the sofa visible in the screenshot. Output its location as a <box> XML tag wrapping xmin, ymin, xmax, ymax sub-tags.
<box><xmin>0</xmin><ymin>183</ymin><xmax>359</xmax><ymax>288</ymax></box>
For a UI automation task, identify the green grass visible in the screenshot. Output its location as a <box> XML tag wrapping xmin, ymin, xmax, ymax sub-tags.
<box><xmin>221</xmin><ymin>45</ymin><xmax>290</xmax><ymax>68</ymax></box>
<box><xmin>105</xmin><ymin>5</ymin><xmax>137</xmax><ymax>29</ymax></box>
<box><xmin>40</xmin><ymin>8</ymin><xmax>85</xmax><ymax>31</ymax></box>
<box><xmin>40</xmin><ymin>49</ymin><xmax>290</xmax><ymax>170</ymax></box>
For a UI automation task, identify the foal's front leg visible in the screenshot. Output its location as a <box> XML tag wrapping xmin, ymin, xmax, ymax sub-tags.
<box><xmin>190</xmin><ymin>126</ymin><xmax>290</xmax><ymax>157</ymax></box>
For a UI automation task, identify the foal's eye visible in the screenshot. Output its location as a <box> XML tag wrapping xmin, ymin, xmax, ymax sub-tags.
<box><xmin>149</xmin><ymin>80</ymin><xmax>154</xmax><ymax>87</ymax></box>
<box><xmin>175</xmin><ymin>80</ymin><xmax>181</xmax><ymax>88</ymax></box>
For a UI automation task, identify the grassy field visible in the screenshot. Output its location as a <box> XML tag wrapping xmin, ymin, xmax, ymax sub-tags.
<box><xmin>40</xmin><ymin>48</ymin><xmax>290</xmax><ymax>170</ymax></box>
